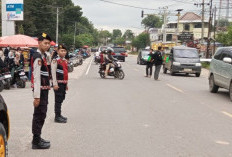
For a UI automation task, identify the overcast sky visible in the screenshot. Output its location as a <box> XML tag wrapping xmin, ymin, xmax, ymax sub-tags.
<box><xmin>72</xmin><ymin>0</ymin><xmax>208</xmax><ymax>34</ymax></box>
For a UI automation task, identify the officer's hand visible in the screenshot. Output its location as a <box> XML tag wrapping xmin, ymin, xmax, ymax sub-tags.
<box><xmin>53</xmin><ymin>85</ymin><xmax>59</xmax><ymax>91</ymax></box>
<box><xmin>66</xmin><ymin>86</ymin><xmax>69</xmax><ymax>91</ymax></box>
<box><xmin>33</xmin><ymin>98</ymin><xmax>40</xmax><ymax>108</ymax></box>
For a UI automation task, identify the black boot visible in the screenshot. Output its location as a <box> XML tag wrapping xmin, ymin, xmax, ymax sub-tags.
<box><xmin>60</xmin><ymin>115</ymin><xmax>67</xmax><ymax>121</ymax></box>
<box><xmin>55</xmin><ymin>115</ymin><xmax>67</xmax><ymax>123</ymax></box>
<box><xmin>32</xmin><ymin>135</ymin><xmax>50</xmax><ymax>149</ymax></box>
<box><xmin>41</xmin><ymin>137</ymin><xmax>50</xmax><ymax>144</ymax></box>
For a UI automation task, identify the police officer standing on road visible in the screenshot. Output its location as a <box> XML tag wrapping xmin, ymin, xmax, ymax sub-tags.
<box><xmin>51</xmin><ymin>44</ymin><xmax>69</xmax><ymax>123</ymax></box>
<box><xmin>31</xmin><ymin>33</ymin><xmax>51</xmax><ymax>149</ymax></box>
<box><xmin>153</xmin><ymin>46</ymin><xmax>163</xmax><ymax>80</ymax></box>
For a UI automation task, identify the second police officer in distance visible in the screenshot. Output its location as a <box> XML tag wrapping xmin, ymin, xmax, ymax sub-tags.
<box><xmin>51</xmin><ymin>44</ymin><xmax>69</xmax><ymax>123</ymax></box>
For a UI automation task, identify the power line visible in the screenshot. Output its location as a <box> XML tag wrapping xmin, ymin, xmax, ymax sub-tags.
<box><xmin>99</xmin><ymin>0</ymin><xmax>159</xmax><ymax>10</ymax></box>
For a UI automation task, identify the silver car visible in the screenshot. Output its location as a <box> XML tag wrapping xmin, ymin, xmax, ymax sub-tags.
<box><xmin>209</xmin><ymin>47</ymin><xmax>232</xmax><ymax>100</ymax></box>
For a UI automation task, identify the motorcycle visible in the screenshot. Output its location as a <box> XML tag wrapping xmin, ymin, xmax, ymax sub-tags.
<box><xmin>99</xmin><ymin>61</ymin><xmax>125</xmax><ymax>80</ymax></box>
<box><xmin>94</xmin><ymin>56</ymin><xmax>100</xmax><ymax>65</ymax></box>
<box><xmin>0</xmin><ymin>73</ymin><xmax>4</xmax><ymax>92</ymax></box>
<box><xmin>2</xmin><ymin>67</ymin><xmax>12</xmax><ymax>90</ymax></box>
<box><xmin>12</xmin><ymin>67</ymin><xmax>27</xmax><ymax>88</ymax></box>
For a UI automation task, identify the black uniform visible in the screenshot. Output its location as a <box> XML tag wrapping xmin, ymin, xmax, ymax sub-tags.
<box><xmin>31</xmin><ymin>51</ymin><xmax>50</xmax><ymax>136</ymax></box>
<box><xmin>51</xmin><ymin>52</ymin><xmax>68</xmax><ymax>123</ymax></box>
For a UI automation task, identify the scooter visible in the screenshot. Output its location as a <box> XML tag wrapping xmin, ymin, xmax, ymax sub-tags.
<box><xmin>12</xmin><ymin>67</ymin><xmax>27</xmax><ymax>88</ymax></box>
<box><xmin>2</xmin><ymin>67</ymin><xmax>12</xmax><ymax>90</ymax></box>
<box><xmin>94</xmin><ymin>56</ymin><xmax>100</xmax><ymax>65</ymax></box>
<box><xmin>99</xmin><ymin>61</ymin><xmax>125</xmax><ymax>80</ymax></box>
<box><xmin>0</xmin><ymin>73</ymin><xmax>4</xmax><ymax>92</ymax></box>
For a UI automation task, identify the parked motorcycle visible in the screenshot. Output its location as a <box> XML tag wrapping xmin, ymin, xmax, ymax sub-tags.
<box><xmin>0</xmin><ymin>74</ymin><xmax>4</xmax><ymax>92</ymax></box>
<box><xmin>12</xmin><ymin>67</ymin><xmax>27</xmax><ymax>88</ymax></box>
<box><xmin>2</xmin><ymin>68</ymin><xmax>12</xmax><ymax>90</ymax></box>
<box><xmin>68</xmin><ymin>61</ymin><xmax>74</xmax><ymax>73</ymax></box>
<box><xmin>99</xmin><ymin>61</ymin><xmax>125</xmax><ymax>80</ymax></box>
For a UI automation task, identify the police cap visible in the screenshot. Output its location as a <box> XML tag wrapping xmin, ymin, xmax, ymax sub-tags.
<box><xmin>38</xmin><ymin>33</ymin><xmax>52</xmax><ymax>42</ymax></box>
<box><xmin>58</xmin><ymin>44</ymin><xmax>67</xmax><ymax>51</ymax></box>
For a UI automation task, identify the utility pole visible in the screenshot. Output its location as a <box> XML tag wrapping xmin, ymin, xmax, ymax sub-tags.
<box><xmin>56</xmin><ymin>7</ymin><xmax>62</xmax><ymax>45</ymax></box>
<box><xmin>194</xmin><ymin>0</ymin><xmax>209</xmax><ymax>44</ymax></box>
<box><xmin>206</xmin><ymin>0</ymin><xmax>213</xmax><ymax>58</ymax></box>
<box><xmin>74</xmin><ymin>22</ymin><xmax>77</xmax><ymax>48</ymax></box>
<box><xmin>160</xmin><ymin>6</ymin><xmax>168</xmax><ymax>43</ymax></box>
<box><xmin>213</xmin><ymin>6</ymin><xmax>217</xmax><ymax>55</ymax></box>
<box><xmin>175</xmin><ymin>9</ymin><xmax>183</xmax><ymax>45</ymax></box>
<box><xmin>202</xmin><ymin>0</ymin><xmax>205</xmax><ymax>44</ymax></box>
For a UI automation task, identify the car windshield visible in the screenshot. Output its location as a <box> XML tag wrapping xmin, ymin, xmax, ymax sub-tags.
<box><xmin>112</xmin><ymin>47</ymin><xmax>126</xmax><ymax>53</ymax></box>
<box><xmin>174</xmin><ymin>49</ymin><xmax>199</xmax><ymax>58</ymax></box>
<box><xmin>141</xmin><ymin>50</ymin><xmax>150</xmax><ymax>57</ymax></box>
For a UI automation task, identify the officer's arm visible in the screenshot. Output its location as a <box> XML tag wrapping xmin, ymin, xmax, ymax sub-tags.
<box><xmin>33</xmin><ymin>58</ymin><xmax>41</xmax><ymax>99</ymax></box>
<box><xmin>51</xmin><ymin>59</ymin><xmax>58</xmax><ymax>86</ymax></box>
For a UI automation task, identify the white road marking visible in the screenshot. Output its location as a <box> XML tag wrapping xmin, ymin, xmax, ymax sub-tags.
<box><xmin>222</xmin><ymin>111</ymin><xmax>232</xmax><ymax>118</ymax></box>
<box><xmin>166</xmin><ymin>84</ymin><xmax>184</xmax><ymax>93</ymax></box>
<box><xmin>85</xmin><ymin>57</ymin><xmax>94</xmax><ymax>75</ymax></box>
<box><xmin>134</xmin><ymin>68</ymin><xmax>139</xmax><ymax>71</ymax></box>
<box><xmin>215</xmin><ymin>141</ymin><xmax>230</xmax><ymax>145</ymax></box>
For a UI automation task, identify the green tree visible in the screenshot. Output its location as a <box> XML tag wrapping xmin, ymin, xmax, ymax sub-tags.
<box><xmin>99</xmin><ymin>30</ymin><xmax>112</xmax><ymax>45</ymax></box>
<box><xmin>132</xmin><ymin>33</ymin><xmax>150</xmax><ymax>50</ymax></box>
<box><xmin>113</xmin><ymin>37</ymin><xmax>125</xmax><ymax>45</ymax></box>
<box><xmin>76</xmin><ymin>33</ymin><xmax>94</xmax><ymax>47</ymax></box>
<box><xmin>123</xmin><ymin>29</ymin><xmax>134</xmax><ymax>40</ymax></box>
<box><xmin>141</xmin><ymin>15</ymin><xmax>163</xmax><ymax>30</ymax></box>
<box><xmin>218</xmin><ymin>18</ymin><xmax>230</xmax><ymax>27</ymax></box>
<box><xmin>19</xmin><ymin>25</ymin><xmax>25</xmax><ymax>34</ymax></box>
<box><xmin>112</xmin><ymin>29</ymin><xmax>122</xmax><ymax>40</ymax></box>
<box><xmin>216</xmin><ymin>26</ymin><xmax>232</xmax><ymax>46</ymax></box>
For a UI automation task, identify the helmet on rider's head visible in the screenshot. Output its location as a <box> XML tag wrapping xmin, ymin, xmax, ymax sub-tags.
<box><xmin>107</xmin><ymin>47</ymin><xmax>114</xmax><ymax>54</ymax></box>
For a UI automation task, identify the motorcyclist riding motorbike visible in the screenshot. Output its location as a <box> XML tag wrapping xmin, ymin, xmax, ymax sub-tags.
<box><xmin>104</xmin><ymin>48</ymin><xmax>116</xmax><ymax>77</ymax></box>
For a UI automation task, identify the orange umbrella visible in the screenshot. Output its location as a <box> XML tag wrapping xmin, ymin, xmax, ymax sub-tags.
<box><xmin>50</xmin><ymin>41</ymin><xmax>56</xmax><ymax>46</ymax></box>
<box><xmin>0</xmin><ymin>34</ymin><xmax>38</xmax><ymax>47</ymax></box>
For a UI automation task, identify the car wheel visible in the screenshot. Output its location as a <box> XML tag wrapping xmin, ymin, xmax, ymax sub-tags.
<box><xmin>230</xmin><ymin>82</ymin><xmax>232</xmax><ymax>101</ymax></box>
<box><xmin>0</xmin><ymin>123</ymin><xmax>7</xmax><ymax>157</ymax></box>
<box><xmin>209</xmin><ymin>74</ymin><xmax>219</xmax><ymax>93</ymax></box>
<box><xmin>196</xmin><ymin>73</ymin><xmax>201</xmax><ymax>77</ymax></box>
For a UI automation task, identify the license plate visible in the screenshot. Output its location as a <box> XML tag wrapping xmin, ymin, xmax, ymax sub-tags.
<box><xmin>4</xmin><ymin>75</ymin><xmax>11</xmax><ymax>79</ymax></box>
<box><xmin>184</xmin><ymin>69</ymin><xmax>192</xmax><ymax>72</ymax></box>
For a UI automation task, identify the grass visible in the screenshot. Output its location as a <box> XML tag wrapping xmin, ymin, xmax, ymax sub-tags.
<box><xmin>202</xmin><ymin>62</ymin><xmax>210</xmax><ymax>69</ymax></box>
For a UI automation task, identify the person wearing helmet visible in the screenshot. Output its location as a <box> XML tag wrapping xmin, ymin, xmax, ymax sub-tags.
<box><xmin>104</xmin><ymin>48</ymin><xmax>116</xmax><ymax>77</ymax></box>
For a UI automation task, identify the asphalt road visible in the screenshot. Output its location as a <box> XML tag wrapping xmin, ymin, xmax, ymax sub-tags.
<box><xmin>2</xmin><ymin>55</ymin><xmax>232</xmax><ymax>157</ymax></box>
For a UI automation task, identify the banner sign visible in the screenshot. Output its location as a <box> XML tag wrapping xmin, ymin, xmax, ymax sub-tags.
<box><xmin>6</xmin><ymin>0</ymin><xmax>24</xmax><ymax>21</ymax></box>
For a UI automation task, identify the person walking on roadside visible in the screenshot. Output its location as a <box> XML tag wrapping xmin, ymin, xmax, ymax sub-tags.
<box><xmin>153</xmin><ymin>46</ymin><xmax>163</xmax><ymax>80</ymax></box>
<box><xmin>145</xmin><ymin>49</ymin><xmax>154</xmax><ymax>78</ymax></box>
<box><xmin>31</xmin><ymin>33</ymin><xmax>51</xmax><ymax>149</ymax></box>
<box><xmin>51</xmin><ymin>44</ymin><xmax>69</xmax><ymax>123</ymax></box>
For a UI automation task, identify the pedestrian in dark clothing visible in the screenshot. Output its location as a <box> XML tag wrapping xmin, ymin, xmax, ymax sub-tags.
<box><xmin>145</xmin><ymin>49</ymin><xmax>154</xmax><ymax>78</ymax></box>
<box><xmin>153</xmin><ymin>46</ymin><xmax>163</xmax><ymax>80</ymax></box>
<box><xmin>4</xmin><ymin>46</ymin><xmax>9</xmax><ymax>57</ymax></box>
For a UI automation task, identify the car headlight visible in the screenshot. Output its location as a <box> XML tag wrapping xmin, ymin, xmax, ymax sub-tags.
<box><xmin>195</xmin><ymin>63</ymin><xmax>202</xmax><ymax>66</ymax></box>
<box><xmin>173</xmin><ymin>62</ymin><xmax>181</xmax><ymax>66</ymax></box>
